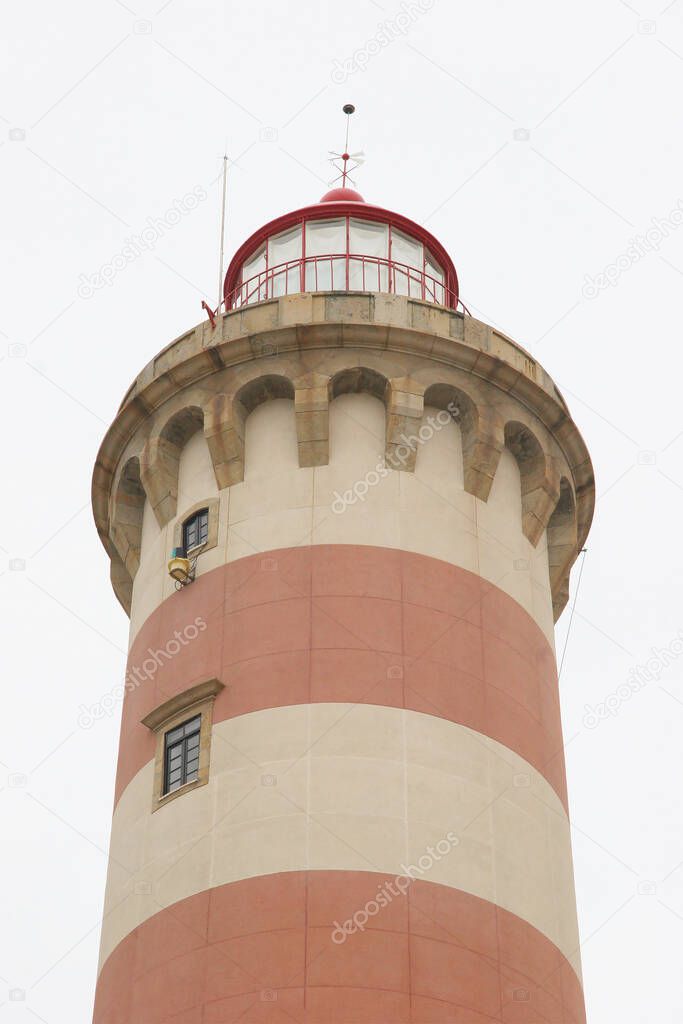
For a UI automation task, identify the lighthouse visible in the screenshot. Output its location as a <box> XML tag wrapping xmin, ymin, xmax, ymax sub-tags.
<box><xmin>91</xmin><ymin>142</ymin><xmax>593</xmax><ymax>1023</ymax></box>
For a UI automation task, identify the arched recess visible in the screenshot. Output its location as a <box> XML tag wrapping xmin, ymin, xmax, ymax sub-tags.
<box><xmin>234</xmin><ymin>374</ymin><xmax>296</xmax><ymax>479</ymax></box>
<box><xmin>504</xmin><ymin>421</ymin><xmax>560</xmax><ymax>546</ymax></box>
<box><xmin>140</xmin><ymin>406</ymin><xmax>204</xmax><ymax>528</ymax></box>
<box><xmin>547</xmin><ymin>477</ymin><xmax>578</xmax><ymax>619</ymax></box>
<box><xmin>329</xmin><ymin>366</ymin><xmax>390</xmax><ymax>468</ymax></box>
<box><xmin>111</xmin><ymin>457</ymin><xmax>145</xmax><ymax>580</ymax></box>
<box><xmin>423</xmin><ymin>383</ymin><xmax>503</xmax><ymax>500</ymax></box>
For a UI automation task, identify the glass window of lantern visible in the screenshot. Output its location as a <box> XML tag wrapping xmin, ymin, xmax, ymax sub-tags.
<box><xmin>240</xmin><ymin>244</ymin><xmax>266</xmax><ymax>305</ymax></box>
<box><xmin>349</xmin><ymin>219</ymin><xmax>388</xmax><ymax>292</ymax></box>
<box><xmin>304</xmin><ymin>218</ymin><xmax>346</xmax><ymax>291</ymax></box>
<box><xmin>268</xmin><ymin>226</ymin><xmax>302</xmax><ymax>297</ymax></box>
<box><xmin>390</xmin><ymin>230</ymin><xmax>423</xmax><ymax>297</ymax></box>
<box><xmin>424</xmin><ymin>251</ymin><xmax>445</xmax><ymax>305</ymax></box>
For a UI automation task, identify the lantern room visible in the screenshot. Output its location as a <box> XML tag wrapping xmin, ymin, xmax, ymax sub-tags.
<box><xmin>223</xmin><ymin>185</ymin><xmax>461</xmax><ymax>312</ymax></box>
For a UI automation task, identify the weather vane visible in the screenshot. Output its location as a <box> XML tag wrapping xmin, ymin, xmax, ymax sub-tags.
<box><xmin>329</xmin><ymin>103</ymin><xmax>364</xmax><ymax>188</ymax></box>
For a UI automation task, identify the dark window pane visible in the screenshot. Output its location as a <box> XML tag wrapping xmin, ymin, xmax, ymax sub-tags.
<box><xmin>163</xmin><ymin>714</ymin><xmax>204</xmax><ymax>795</ymax></box>
<box><xmin>183</xmin><ymin>509</ymin><xmax>209</xmax><ymax>551</ymax></box>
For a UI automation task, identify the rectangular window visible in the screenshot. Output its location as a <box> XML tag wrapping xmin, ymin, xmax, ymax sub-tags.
<box><xmin>163</xmin><ymin>715</ymin><xmax>201</xmax><ymax>794</ymax></box>
<box><xmin>183</xmin><ymin>508</ymin><xmax>209</xmax><ymax>552</ymax></box>
<box><xmin>143</xmin><ymin>678</ymin><xmax>224</xmax><ymax>810</ymax></box>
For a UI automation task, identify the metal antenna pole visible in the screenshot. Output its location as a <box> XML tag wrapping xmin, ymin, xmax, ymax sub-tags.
<box><xmin>342</xmin><ymin>103</ymin><xmax>354</xmax><ymax>187</ymax></box>
<box><xmin>217</xmin><ymin>154</ymin><xmax>228</xmax><ymax>314</ymax></box>
<box><xmin>327</xmin><ymin>104</ymin><xmax>363</xmax><ymax>190</ymax></box>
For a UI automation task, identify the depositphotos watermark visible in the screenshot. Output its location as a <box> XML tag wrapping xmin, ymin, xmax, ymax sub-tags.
<box><xmin>331</xmin><ymin>0</ymin><xmax>435</xmax><ymax>83</ymax></box>
<box><xmin>77</xmin><ymin>186</ymin><xmax>207</xmax><ymax>298</ymax></box>
<box><xmin>582</xmin><ymin>631</ymin><xmax>683</xmax><ymax>729</ymax></box>
<box><xmin>77</xmin><ymin>617</ymin><xmax>207</xmax><ymax>728</ymax></box>
<box><xmin>331</xmin><ymin>402</ymin><xmax>459</xmax><ymax>514</ymax></box>
<box><xmin>582</xmin><ymin>198</ymin><xmax>683</xmax><ymax>299</ymax></box>
<box><xmin>331</xmin><ymin>831</ymin><xmax>459</xmax><ymax>943</ymax></box>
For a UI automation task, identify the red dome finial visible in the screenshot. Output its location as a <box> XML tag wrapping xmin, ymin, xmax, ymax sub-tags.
<box><xmin>319</xmin><ymin>186</ymin><xmax>365</xmax><ymax>203</ymax></box>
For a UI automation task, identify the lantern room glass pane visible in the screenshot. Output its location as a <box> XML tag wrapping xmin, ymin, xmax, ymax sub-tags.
<box><xmin>349</xmin><ymin>219</ymin><xmax>388</xmax><ymax>291</ymax></box>
<box><xmin>424</xmin><ymin>251</ymin><xmax>445</xmax><ymax>305</ymax></box>
<box><xmin>240</xmin><ymin>244</ymin><xmax>266</xmax><ymax>305</ymax></box>
<box><xmin>390</xmin><ymin>230</ymin><xmax>423</xmax><ymax>297</ymax></box>
<box><xmin>349</xmin><ymin>219</ymin><xmax>388</xmax><ymax>257</ymax></box>
<box><xmin>268</xmin><ymin>226</ymin><xmax>302</xmax><ymax>297</ymax></box>
<box><xmin>304</xmin><ymin>218</ymin><xmax>346</xmax><ymax>291</ymax></box>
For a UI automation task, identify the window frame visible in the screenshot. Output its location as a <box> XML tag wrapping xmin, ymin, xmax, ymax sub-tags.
<box><xmin>141</xmin><ymin>678</ymin><xmax>224</xmax><ymax>811</ymax></box>
<box><xmin>163</xmin><ymin>713</ymin><xmax>201</xmax><ymax>795</ymax></box>
<box><xmin>182</xmin><ymin>507</ymin><xmax>209</xmax><ymax>553</ymax></box>
<box><xmin>173</xmin><ymin>498</ymin><xmax>219</xmax><ymax>562</ymax></box>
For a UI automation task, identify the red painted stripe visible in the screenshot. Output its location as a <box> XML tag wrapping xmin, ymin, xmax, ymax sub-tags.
<box><xmin>93</xmin><ymin>872</ymin><xmax>585</xmax><ymax>1023</ymax></box>
<box><xmin>112</xmin><ymin>546</ymin><xmax>566</xmax><ymax>810</ymax></box>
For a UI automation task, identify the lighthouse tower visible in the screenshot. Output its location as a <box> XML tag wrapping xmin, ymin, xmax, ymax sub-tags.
<box><xmin>92</xmin><ymin>156</ymin><xmax>593</xmax><ymax>1022</ymax></box>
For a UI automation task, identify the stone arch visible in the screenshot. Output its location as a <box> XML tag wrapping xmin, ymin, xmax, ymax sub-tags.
<box><xmin>111</xmin><ymin>456</ymin><xmax>145</xmax><ymax>579</ymax></box>
<box><xmin>504</xmin><ymin>421</ymin><xmax>560</xmax><ymax>546</ymax></box>
<box><xmin>160</xmin><ymin>405</ymin><xmax>204</xmax><ymax>447</ymax></box>
<box><xmin>548</xmin><ymin>477</ymin><xmax>578</xmax><ymax>618</ymax></box>
<box><xmin>329</xmin><ymin>366</ymin><xmax>387</xmax><ymax>402</ymax></box>
<box><xmin>423</xmin><ymin>383</ymin><xmax>503</xmax><ymax>500</ymax></box>
<box><xmin>234</xmin><ymin>373</ymin><xmax>295</xmax><ymax>413</ymax></box>
<box><xmin>140</xmin><ymin>405</ymin><xmax>204</xmax><ymax>528</ymax></box>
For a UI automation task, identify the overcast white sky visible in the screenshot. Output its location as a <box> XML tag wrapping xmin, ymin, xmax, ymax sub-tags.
<box><xmin>2</xmin><ymin>0</ymin><xmax>683</xmax><ymax>1020</ymax></box>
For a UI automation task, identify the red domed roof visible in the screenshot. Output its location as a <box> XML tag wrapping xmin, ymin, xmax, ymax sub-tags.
<box><xmin>319</xmin><ymin>186</ymin><xmax>365</xmax><ymax>203</ymax></box>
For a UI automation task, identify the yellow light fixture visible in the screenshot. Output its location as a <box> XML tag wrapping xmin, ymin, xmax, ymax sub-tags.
<box><xmin>168</xmin><ymin>547</ymin><xmax>194</xmax><ymax>586</ymax></box>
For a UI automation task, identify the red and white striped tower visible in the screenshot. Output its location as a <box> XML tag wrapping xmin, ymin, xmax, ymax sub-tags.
<box><xmin>92</xmin><ymin>173</ymin><xmax>593</xmax><ymax>1022</ymax></box>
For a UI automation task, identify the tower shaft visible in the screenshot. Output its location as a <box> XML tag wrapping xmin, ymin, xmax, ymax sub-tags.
<box><xmin>92</xmin><ymin>292</ymin><xmax>592</xmax><ymax>1022</ymax></box>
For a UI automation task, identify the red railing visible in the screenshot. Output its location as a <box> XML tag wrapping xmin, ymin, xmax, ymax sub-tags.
<box><xmin>223</xmin><ymin>253</ymin><xmax>468</xmax><ymax>314</ymax></box>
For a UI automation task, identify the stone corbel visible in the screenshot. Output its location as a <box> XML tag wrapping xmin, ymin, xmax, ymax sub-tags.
<box><xmin>385</xmin><ymin>377</ymin><xmax>424</xmax><ymax>471</ymax></box>
<box><xmin>204</xmin><ymin>393</ymin><xmax>246</xmax><ymax>488</ymax></box>
<box><xmin>294</xmin><ymin>373</ymin><xmax>330</xmax><ymax>467</ymax></box>
<box><xmin>139</xmin><ymin>436</ymin><xmax>180</xmax><ymax>528</ymax></box>
<box><xmin>461</xmin><ymin>405</ymin><xmax>504</xmax><ymax>503</ymax></box>
<box><xmin>520</xmin><ymin>450</ymin><xmax>561</xmax><ymax>547</ymax></box>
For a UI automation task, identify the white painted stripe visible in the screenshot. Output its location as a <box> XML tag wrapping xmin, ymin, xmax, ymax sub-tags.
<box><xmin>99</xmin><ymin>703</ymin><xmax>581</xmax><ymax>981</ymax></box>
